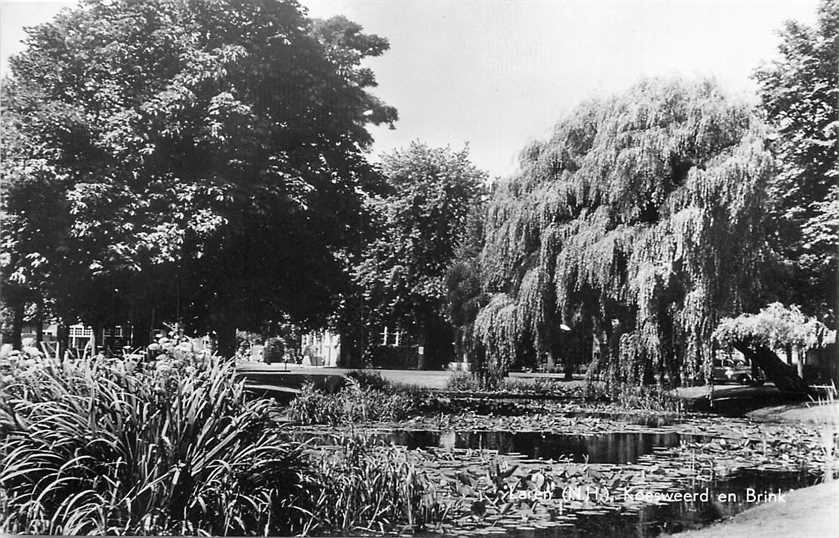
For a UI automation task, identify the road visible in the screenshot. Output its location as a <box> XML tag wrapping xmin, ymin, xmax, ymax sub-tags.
<box><xmin>235</xmin><ymin>360</ymin><xmax>588</xmax><ymax>390</ymax></box>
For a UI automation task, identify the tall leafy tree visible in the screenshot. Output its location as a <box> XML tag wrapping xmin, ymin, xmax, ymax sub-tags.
<box><xmin>475</xmin><ymin>79</ymin><xmax>776</xmax><ymax>387</ymax></box>
<box><xmin>354</xmin><ymin>143</ymin><xmax>486</xmax><ymax>367</ymax></box>
<box><xmin>754</xmin><ymin>0</ymin><xmax>838</xmax><ymax>327</ymax></box>
<box><xmin>446</xmin><ymin>199</ymin><xmax>488</xmax><ymax>366</ymax></box>
<box><xmin>0</xmin><ymin>0</ymin><xmax>396</xmax><ymax>352</ymax></box>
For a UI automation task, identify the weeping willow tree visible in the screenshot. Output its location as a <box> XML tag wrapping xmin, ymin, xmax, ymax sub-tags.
<box><xmin>475</xmin><ymin>79</ymin><xmax>775</xmax><ymax>387</ymax></box>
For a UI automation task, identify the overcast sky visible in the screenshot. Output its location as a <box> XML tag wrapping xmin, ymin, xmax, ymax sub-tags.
<box><xmin>1</xmin><ymin>0</ymin><xmax>820</xmax><ymax>178</ymax></box>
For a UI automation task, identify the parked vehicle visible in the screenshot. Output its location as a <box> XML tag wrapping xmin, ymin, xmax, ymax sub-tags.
<box><xmin>711</xmin><ymin>358</ymin><xmax>765</xmax><ymax>385</ymax></box>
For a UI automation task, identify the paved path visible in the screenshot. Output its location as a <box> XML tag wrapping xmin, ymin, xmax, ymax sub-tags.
<box><xmin>235</xmin><ymin>361</ymin><xmax>587</xmax><ymax>390</ymax></box>
<box><xmin>669</xmin><ymin>480</ymin><xmax>839</xmax><ymax>538</ymax></box>
<box><xmin>236</xmin><ymin>362</ymin><xmax>457</xmax><ymax>389</ymax></box>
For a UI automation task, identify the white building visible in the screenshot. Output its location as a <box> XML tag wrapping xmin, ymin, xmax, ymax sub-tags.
<box><xmin>300</xmin><ymin>331</ymin><xmax>340</xmax><ymax>367</ymax></box>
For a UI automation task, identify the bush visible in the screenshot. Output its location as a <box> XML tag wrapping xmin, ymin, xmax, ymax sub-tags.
<box><xmin>0</xmin><ymin>356</ymin><xmax>308</xmax><ymax>535</ymax></box>
<box><xmin>263</xmin><ymin>337</ymin><xmax>285</xmax><ymax>363</ymax></box>
<box><xmin>445</xmin><ymin>371</ymin><xmax>486</xmax><ymax>391</ymax></box>
<box><xmin>289</xmin><ymin>381</ymin><xmax>417</xmax><ymax>425</ymax></box>
<box><xmin>345</xmin><ymin>370</ymin><xmax>392</xmax><ymax>392</ymax></box>
<box><xmin>297</xmin><ymin>437</ymin><xmax>448</xmax><ymax>534</ymax></box>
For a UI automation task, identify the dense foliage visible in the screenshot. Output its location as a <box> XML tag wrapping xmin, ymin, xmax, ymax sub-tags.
<box><xmin>445</xmin><ymin>196</ymin><xmax>490</xmax><ymax>368</ymax></box>
<box><xmin>352</xmin><ymin>143</ymin><xmax>486</xmax><ymax>366</ymax></box>
<box><xmin>474</xmin><ymin>79</ymin><xmax>776</xmax><ymax>386</ymax></box>
<box><xmin>0</xmin><ymin>0</ymin><xmax>396</xmax><ymax>351</ymax></box>
<box><xmin>754</xmin><ymin>0</ymin><xmax>838</xmax><ymax>326</ymax></box>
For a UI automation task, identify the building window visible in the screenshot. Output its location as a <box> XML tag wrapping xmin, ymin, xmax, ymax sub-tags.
<box><xmin>69</xmin><ymin>325</ymin><xmax>92</xmax><ymax>338</ymax></box>
<box><xmin>103</xmin><ymin>326</ymin><xmax>124</xmax><ymax>338</ymax></box>
<box><xmin>379</xmin><ymin>327</ymin><xmax>403</xmax><ymax>347</ymax></box>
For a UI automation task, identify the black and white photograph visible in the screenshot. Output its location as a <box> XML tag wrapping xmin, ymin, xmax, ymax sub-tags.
<box><xmin>0</xmin><ymin>0</ymin><xmax>836</xmax><ymax>536</ymax></box>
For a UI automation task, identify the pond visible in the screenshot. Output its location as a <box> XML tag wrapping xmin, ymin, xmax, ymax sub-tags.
<box><xmin>432</xmin><ymin>469</ymin><xmax>819</xmax><ymax>537</ymax></box>
<box><xmin>343</xmin><ymin>429</ymin><xmax>708</xmax><ymax>464</ymax></box>
<box><xmin>292</xmin><ymin>422</ymin><xmax>830</xmax><ymax>537</ymax></box>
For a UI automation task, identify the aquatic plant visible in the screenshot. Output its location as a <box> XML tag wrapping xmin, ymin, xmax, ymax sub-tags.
<box><xmin>289</xmin><ymin>381</ymin><xmax>418</xmax><ymax>425</ymax></box>
<box><xmin>0</xmin><ymin>357</ymin><xmax>306</xmax><ymax>535</ymax></box>
<box><xmin>298</xmin><ymin>436</ymin><xmax>449</xmax><ymax>534</ymax></box>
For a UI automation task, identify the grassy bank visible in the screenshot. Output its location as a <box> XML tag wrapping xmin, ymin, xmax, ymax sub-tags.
<box><xmin>287</xmin><ymin>371</ymin><xmax>684</xmax><ymax>426</ymax></box>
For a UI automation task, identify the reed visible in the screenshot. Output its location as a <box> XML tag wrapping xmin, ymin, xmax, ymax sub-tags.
<box><xmin>289</xmin><ymin>380</ymin><xmax>417</xmax><ymax>425</ymax></box>
<box><xmin>297</xmin><ymin>436</ymin><xmax>450</xmax><ymax>535</ymax></box>
<box><xmin>0</xmin><ymin>356</ymin><xmax>307</xmax><ymax>535</ymax></box>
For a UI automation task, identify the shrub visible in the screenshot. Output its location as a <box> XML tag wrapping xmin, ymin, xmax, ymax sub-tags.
<box><xmin>445</xmin><ymin>371</ymin><xmax>486</xmax><ymax>392</ymax></box>
<box><xmin>263</xmin><ymin>337</ymin><xmax>285</xmax><ymax>363</ymax></box>
<box><xmin>345</xmin><ymin>370</ymin><xmax>392</xmax><ymax>392</ymax></box>
<box><xmin>0</xmin><ymin>356</ymin><xmax>308</xmax><ymax>535</ymax></box>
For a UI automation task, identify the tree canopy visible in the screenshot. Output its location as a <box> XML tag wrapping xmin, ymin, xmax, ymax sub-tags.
<box><xmin>713</xmin><ymin>302</ymin><xmax>830</xmax><ymax>394</ymax></box>
<box><xmin>714</xmin><ymin>302</ymin><xmax>830</xmax><ymax>353</ymax></box>
<box><xmin>754</xmin><ymin>0</ymin><xmax>838</xmax><ymax>326</ymax></box>
<box><xmin>474</xmin><ymin>79</ymin><xmax>776</xmax><ymax>386</ymax></box>
<box><xmin>353</xmin><ymin>142</ymin><xmax>486</xmax><ymax>366</ymax></box>
<box><xmin>0</xmin><ymin>0</ymin><xmax>396</xmax><ymax>350</ymax></box>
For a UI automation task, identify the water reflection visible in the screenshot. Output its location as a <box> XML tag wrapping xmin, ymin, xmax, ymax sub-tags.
<box><xmin>294</xmin><ymin>428</ymin><xmax>820</xmax><ymax>537</ymax></box>
<box><xmin>367</xmin><ymin>430</ymin><xmax>703</xmax><ymax>464</ymax></box>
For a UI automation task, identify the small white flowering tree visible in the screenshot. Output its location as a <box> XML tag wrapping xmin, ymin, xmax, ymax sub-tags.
<box><xmin>714</xmin><ymin>303</ymin><xmax>829</xmax><ymax>394</ymax></box>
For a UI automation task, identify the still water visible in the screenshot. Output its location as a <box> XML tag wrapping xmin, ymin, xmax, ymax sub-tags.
<box><xmin>459</xmin><ymin>469</ymin><xmax>818</xmax><ymax>537</ymax></box>
<box><xmin>297</xmin><ymin>428</ymin><xmax>822</xmax><ymax>537</ymax></box>
<box><xmin>349</xmin><ymin>429</ymin><xmax>705</xmax><ymax>464</ymax></box>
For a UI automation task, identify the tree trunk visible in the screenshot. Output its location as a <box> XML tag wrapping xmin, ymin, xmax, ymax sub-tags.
<box><xmin>420</xmin><ymin>317</ymin><xmax>453</xmax><ymax>370</ymax></box>
<box><xmin>11</xmin><ymin>303</ymin><xmax>24</xmax><ymax>350</ymax></box>
<box><xmin>563</xmin><ymin>355</ymin><xmax>574</xmax><ymax>380</ymax></box>
<box><xmin>34</xmin><ymin>299</ymin><xmax>44</xmax><ymax>344</ymax></box>
<box><xmin>57</xmin><ymin>323</ymin><xmax>69</xmax><ymax>359</ymax></box>
<box><xmin>90</xmin><ymin>321</ymin><xmax>101</xmax><ymax>357</ymax></box>
<box><xmin>733</xmin><ymin>342</ymin><xmax>813</xmax><ymax>396</ymax></box>
<box><xmin>217</xmin><ymin>325</ymin><xmax>236</xmax><ymax>359</ymax></box>
<box><xmin>560</xmin><ymin>333</ymin><xmax>575</xmax><ymax>380</ymax></box>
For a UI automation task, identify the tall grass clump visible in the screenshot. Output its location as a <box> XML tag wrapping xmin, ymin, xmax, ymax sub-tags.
<box><xmin>289</xmin><ymin>380</ymin><xmax>417</xmax><ymax>425</ymax></box>
<box><xmin>0</xmin><ymin>356</ymin><xmax>308</xmax><ymax>535</ymax></box>
<box><xmin>298</xmin><ymin>437</ymin><xmax>448</xmax><ymax>535</ymax></box>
